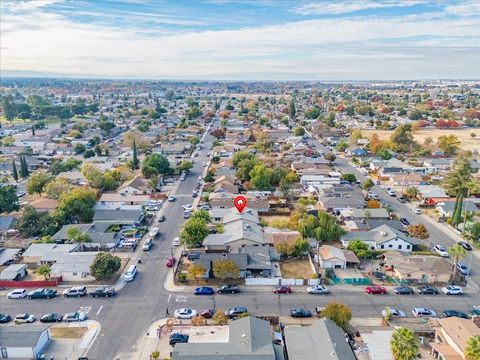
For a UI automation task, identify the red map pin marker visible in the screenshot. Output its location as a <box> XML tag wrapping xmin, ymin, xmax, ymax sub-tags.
<box><xmin>234</xmin><ymin>196</ymin><xmax>247</xmax><ymax>214</ymax></box>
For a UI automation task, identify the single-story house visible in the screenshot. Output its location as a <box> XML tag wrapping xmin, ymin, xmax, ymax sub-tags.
<box><xmin>436</xmin><ymin>201</ymin><xmax>478</xmax><ymax>217</ymax></box>
<box><xmin>317</xmin><ymin>245</ymin><xmax>347</xmax><ymax>269</ymax></box>
<box><xmin>345</xmin><ymin>146</ymin><xmax>367</xmax><ymax>157</ymax></box>
<box><xmin>0</xmin><ymin>216</ymin><xmax>16</xmax><ymax>234</ymax></box>
<box><xmin>341</xmin><ymin>225</ymin><xmax>418</xmax><ymax>252</ymax></box>
<box><xmin>284</xmin><ymin>318</ymin><xmax>355</xmax><ymax>360</ymax></box>
<box><xmin>0</xmin><ymin>248</ymin><xmax>22</xmax><ymax>266</ymax></box>
<box><xmin>349</xmin><ymin>208</ymin><xmax>390</xmax><ymax>219</ymax></box>
<box><xmin>49</xmin><ymin>252</ymin><xmax>98</xmax><ymax>282</ymax></box>
<box><xmin>264</xmin><ymin>228</ymin><xmax>303</xmax><ymax>248</ymax></box>
<box><xmin>92</xmin><ymin>208</ymin><xmax>144</xmax><ymax>225</ymax></box>
<box><xmin>0</xmin><ymin>263</ymin><xmax>28</xmax><ymax>280</ymax></box>
<box><xmin>0</xmin><ymin>324</ymin><xmax>51</xmax><ymax>359</ymax></box>
<box><xmin>28</xmin><ymin>198</ymin><xmax>59</xmax><ymax>213</ymax></box>
<box><xmin>203</xmin><ymin>219</ymin><xmax>267</xmax><ymax>252</ymax></box>
<box><xmin>318</xmin><ymin>195</ymin><xmax>365</xmax><ymax>212</ymax></box>
<box><xmin>384</xmin><ymin>251</ymin><xmax>451</xmax><ymax>284</ymax></box>
<box><xmin>431</xmin><ymin>317</ymin><xmax>480</xmax><ymax>360</ymax></box>
<box><xmin>52</xmin><ymin>223</ymin><xmax>122</xmax><ymax>250</ymax></box>
<box><xmin>118</xmin><ymin>174</ymin><xmax>152</xmax><ymax>194</ymax></box>
<box><xmin>98</xmin><ymin>193</ymin><xmax>151</xmax><ymax>207</ymax></box>
<box><xmin>388</xmin><ymin>173</ymin><xmax>424</xmax><ymax>187</ymax></box>
<box><xmin>21</xmin><ymin>244</ymin><xmax>78</xmax><ymax>266</ymax></box>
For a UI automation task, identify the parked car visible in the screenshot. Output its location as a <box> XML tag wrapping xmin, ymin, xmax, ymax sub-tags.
<box><xmin>187</xmin><ymin>252</ymin><xmax>201</xmax><ymax>261</ymax></box>
<box><xmin>459</xmin><ymin>241</ymin><xmax>472</xmax><ymax>251</ymax></box>
<box><xmin>200</xmin><ymin>309</ymin><xmax>215</xmax><ymax>318</ymax></box>
<box><xmin>168</xmin><ymin>196</ymin><xmax>176</xmax><ymax>202</ymax></box>
<box><xmin>64</xmin><ymin>311</ymin><xmax>87</xmax><ymax>322</ymax></box>
<box><xmin>166</xmin><ymin>256</ymin><xmax>175</xmax><ymax>268</ymax></box>
<box><xmin>0</xmin><ymin>314</ymin><xmax>12</xmax><ymax>323</ymax></box>
<box><xmin>434</xmin><ymin>244</ymin><xmax>449</xmax><ymax>257</ymax></box>
<box><xmin>194</xmin><ymin>287</ymin><xmax>214</xmax><ymax>296</ymax></box>
<box><xmin>14</xmin><ymin>313</ymin><xmax>36</xmax><ymax>324</ymax></box>
<box><xmin>400</xmin><ymin>218</ymin><xmax>410</xmax><ymax>226</ymax></box>
<box><xmin>183</xmin><ymin>211</ymin><xmax>191</xmax><ymax>219</ymax></box>
<box><xmin>40</xmin><ymin>313</ymin><xmax>63</xmax><ymax>323</ymax></box>
<box><xmin>398</xmin><ymin>196</ymin><xmax>406</xmax><ymax>203</ymax></box>
<box><xmin>382</xmin><ymin>308</ymin><xmax>406</xmax><ymax>318</ymax></box>
<box><xmin>149</xmin><ymin>227</ymin><xmax>160</xmax><ymax>237</ymax></box>
<box><xmin>412</xmin><ymin>308</ymin><xmax>436</xmax><ymax>318</ymax></box>
<box><xmin>468</xmin><ymin>308</ymin><xmax>480</xmax><ymax>317</ymax></box>
<box><xmin>365</xmin><ymin>286</ymin><xmax>387</xmax><ymax>295</ymax></box>
<box><xmin>172</xmin><ymin>237</ymin><xmax>180</xmax><ymax>246</ymax></box>
<box><xmin>158</xmin><ymin>215</ymin><xmax>166</xmax><ymax>222</ymax></box>
<box><xmin>417</xmin><ymin>285</ymin><xmax>439</xmax><ymax>295</ymax></box>
<box><xmin>225</xmin><ymin>307</ymin><xmax>248</xmax><ymax>319</ymax></box>
<box><xmin>142</xmin><ymin>238</ymin><xmax>153</xmax><ymax>251</ymax></box>
<box><xmin>393</xmin><ymin>286</ymin><xmax>414</xmax><ymax>295</ymax></box>
<box><xmin>182</xmin><ymin>204</ymin><xmax>193</xmax><ymax>211</ymax></box>
<box><xmin>174</xmin><ymin>308</ymin><xmax>197</xmax><ymax>319</ymax></box>
<box><xmin>7</xmin><ymin>288</ymin><xmax>28</xmax><ymax>299</ymax></box>
<box><xmin>442</xmin><ymin>310</ymin><xmax>469</xmax><ymax>319</ymax></box>
<box><xmin>456</xmin><ymin>262</ymin><xmax>470</xmax><ymax>276</ymax></box>
<box><xmin>169</xmin><ymin>333</ymin><xmax>189</xmax><ymax>345</ymax></box>
<box><xmin>89</xmin><ymin>286</ymin><xmax>116</xmax><ymax>298</ymax></box>
<box><xmin>412</xmin><ymin>208</ymin><xmax>421</xmax><ymax>214</ymax></box>
<box><xmin>63</xmin><ymin>286</ymin><xmax>87</xmax><ymax>298</ymax></box>
<box><xmin>290</xmin><ymin>308</ymin><xmax>312</xmax><ymax>318</ymax></box>
<box><xmin>307</xmin><ymin>285</ymin><xmax>329</xmax><ymax>295</ymax></box>
<box><xmin>273</xmin><ymin>286</ymin><xmax>292</xmax><ymax>294</ymax></box>
<box><xmin>442</xmin><ymin>285</ymin><xmax>463</xmax><ymax>295</ymax></box>
<box><xmin>217</xmin><ymin>284</ymin><xmax>240</xmax><ymax>294</ymax></box>
<box><xmin>28</xmin><ymin>288</ymin><xmax>57</xmax><ymax>299</ymax></box>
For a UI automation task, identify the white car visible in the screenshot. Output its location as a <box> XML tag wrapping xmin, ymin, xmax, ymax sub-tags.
<box><xmin>202</xmin><ymin>162</ymin><xmax>207</xmax><ymax>167</ymax></box>
<box><xmin>412</xmin><ymin>308</ymin><xmax>436</xmax><ymax>318</ymax></box>
<box><xmin>307</xmin><ymin>285</ymin><xmax>329</xmax><ymax>294</ymax></box>
<box><xmin>382</xmin><ymin>308</ymin><xmax>406</xmax><ymax>318</ymax></box>
<box><xmin>412</xmin><ymin>208</ymin><xmax>421</xmax><ymax>214</ymax></box>
<box><xmin>64</xmin><ymin>311</ymin><xmax>87</xmax><ymax>322</ymax></box>
<box><xmin>7</xmin><ymin>288</ymin><xmax>28</xmax><ymax>299</ymax></box>
<box><xmin>434</xmin><ymin>244</ymin><xmax>449</xmax><ymax>257</ymax></box>
<box><xmin>14</xmin><ymin>313</ymin><xmax>36</xmax><ymax>323</ymax></box>
<box><xmin>173</xmin><ymin>237</ymin><xmax>180</xmax><ymax>246</ymax></box>
<box><xmin>149</xmin><ymin>227</ymin><xmax>160</xmax><ymax>237</ymax></box>
<box><xmin>442</xmin><ymin>285</ymin><xmax>463</xmax><ymax>295</ymax></box>
<box><xmin>198</xmin><ymin>176</ymin><xmax>203</xmax><ymax>181</ymax></box>
<box><xmin>174</xmin><ymin>308</ymin><xmax>197</xmax><ymax>319</ymax></box>
<box><xmin>182</xmin><ymin>204</ymin><xmax>193</xmax><ymax>211</ymax></box>
<box><xmin>168</xmin><ymin>195</ymin><xmax>176</xmax><ymax>202</ymax></box>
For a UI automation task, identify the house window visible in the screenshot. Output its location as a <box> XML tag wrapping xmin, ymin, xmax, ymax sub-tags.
<box><xmin>380</xmin><ymin>245</ymin><xmax>384</xmax><ymax>249</ymax></box>
<box><xmin>398</xmin><ymin>245</ymin><xmax>402</xmax><ymax>249</ymax></box>
<box><xmin>72</xmin><ymin>272</ymin><xmax>77</xmax><ymax>276</ymax></box>
<box><xmin>389</xmin><ymin>244</ymin><xmax>393</xmax><ymax>248</ymax></box>
<box><xmin>406</xmin><ymin>245</ymin><xmax>410</xmax><ymax>249</ymax></box>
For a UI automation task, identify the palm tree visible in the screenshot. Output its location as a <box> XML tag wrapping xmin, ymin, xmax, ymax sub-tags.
<box><xmin>390</xmin><ymin>327</ymin><xmax>418</xmax><ymax>360</ymax></box>
<box><xmin>448</xmin><ymin>244</ymin><xmax>466</xmax><ymax>282</ymax></box>
<box><xmin>465</xmin><ymin>336</ymin><xmax>480</xmax><ymax>360</ymax></box>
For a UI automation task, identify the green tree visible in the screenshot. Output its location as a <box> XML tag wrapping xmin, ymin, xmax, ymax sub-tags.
<box><xmin>83</xmin><ymin>149</ymin><xmax>95</xmax><ymax>158</ymax></box>
<box><xmin>289</xmin><ymin>99</ymin><xmax>296</xmax><ymax>118</ymax></box>
<box><xmin>73</xmin><ymin>143</ymin><xmax>86</xmax><ymax>155</ymax></box>
<box><xmin>12</xmin><ymin>160</ymin><xmax>18</xmax><ymax>181</ymax></box>
<box><xmin>187</xmin><ymin>263</ymin><xmax>206</xmax><ymax>284</ymax></box>
<box><xmin>465</xmin><ymin>336</ymin><xmax>480</xmax><ymax>360</ymax></box>
<box><xmin>390</xmin><ymin>124</ymin><xmax>415</xmax><ymax>152</ymax></box>
<box><xmin>347</xmin><ymin>240</ymin><xmax>373</xmax><ymax>259</ymax></box>
<box><xmin>177</xmin><ymin>160</ymin><xmax>193</xmax><ymax>173</ymax></box>
<box><xmin>324</xmin><ymin>152</ymin><xmax>336</xmax><ymax>164</ymax></box>
<box><xmin>232</xmin><ymin>151</ymin><xmax>255</xmax><ymax>167</ymax></box>
<box><xmin>341</xmin><ymin>173</ymin><xmax>356</xmax><ymax>184</ymax></box>
<box><xmin>377</xmin><ymin>148</ymin><xmax>392</xmax><ymax>160</ymax></box>
<box><xmin>90</xmin><ymin>253</ymin><xmax>121</xmax><ymax>280</ymax></box>
<box><xmin>236</xmin><ymin>159</ymin><xmax>259</xmax><ymax>182</ymax></box>
<box><xmin>142</xmin><ymin>153</ymin><xmax>170</xmax><ymax>178</ymax></box>
<box><xmin>190</xmin><ymin>209</ymin><xmax>211</xmax><ymax>223</ymax></box>
<box><xmin>451</xmin><ymin>192</ymin><xmax>464</xmax><ymax>228</ymax></box>
<box><xmin>403</xmin><ymin>186</ymin><xmax>419</xmax><ymax>200</ymax></box>
<box><xmin>437</xmin><ymin>135</ymin><xmax>460</xmax><ymax>156</ymax></box>
<box><xmin>57</xmin><ymin>186</ymin><xmax>96</xmax><ymax>223</ymax></box>
<box><xmin>293</xmin><ymin>127</ymin><xmax>305</xmax><ymax>136</ymax></box>
<box><xmin>26</xmin><ymin>169</ymin><xmax>51</xmax><ymax>195</ymax></box>
<box><xmin>448</xmin><ymin>244</ymin><xmax>466</xmax><ymax>280</ymax></box>
<box><xmin>132</xmin><ymin>140</ymin><xmax>139</xmax><ymax>170</ymax></box>
<box><xmin>362</xmin><ymin>179</ymin><xmax>374</xmax><ymax>190</ymax></box>
<box><xmin>305</xmin><ymin>106</ymin><xmax>321</xmax><ymax>119</ymax></box>
<box><xmin>443</xmin><ymin>152</ymin><xmax>475</xmax><ymax>197</ymax></box>
<box><xmin>212</xmin><ymin>260</ymin><xmax>240</xmax><ymax>280</ymax></box>
<box><xmin>31</xmin><ymin>124</ymin><xmax>35</xmax><ymax>136</ymax></box>
<box><xmin>249</xmin><ymin>164</ymin><xmax>272</xmax><ymax>190</ymax></box>
<box><xmin>2</xmin><ymin>98</ymin><xmax>16</xmax><ymax>120</ymax></box>
<box><xmin>390</xmin><ymin>327</ymin><xmax>418</xmax><ymax>360</ymax></box>
<box><xmin>0</xmin><ymin>185</ymin><xmax>19</xmax><ymax>213</ymax></box>
<box><xmin>20</xmin><ymin>156</ymin><xmax>29</xmax><ymax>178</ymax></box>
<box><xmin>320</xmin><ymin>301</ymin><xmax>352</xmax><ymax>331</ymax></box>
<box><xmin>180</xmin><ymin>218</ymin><xmax>209</xmax><ymax>247</ymax></box>
<box><xmin>466</xmin><ymin>222</ymin><xmax>480</xmax><ymax>242</ymax></box>
<box><xmin>66</xmin><ymin>226</ymin><xmax>92</xmax><ymax>244</ymax></box>
<box><xmin>36</xmin><ymin>264</ymin><xmax>51</xmax><ymax>280</ymax></box>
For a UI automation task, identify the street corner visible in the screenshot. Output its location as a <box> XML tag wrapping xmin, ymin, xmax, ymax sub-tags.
<box><xmin>146</xmin><ymin>318</ymin><xmax>175</xmax><ymax>339</ymax></box>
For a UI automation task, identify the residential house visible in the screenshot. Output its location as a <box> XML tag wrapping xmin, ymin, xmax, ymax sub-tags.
<box><xmin>203</xmin><ymin>219</ymin><xmax>267</xmax><ymax>252</ymax></box>
<box><xmin>171</xmin><ymin>316</ymin><xmax>284</xmax><ymax>360</ymax></box>
<box><xmin>0</xmin><ymin>216</ymin><xmax>16</xmax><ymax>234</ymax></box>
<box><xmin>92</xmin><ymin>208</ymin><xmax>144</xmax><ymax>226</ymax></box>
<box><xmin>389</xmin><ymin>173</ymin><xmax>424</xmax><ymax>187</ymax></box>
<box><xmin>348</xmin><ymin>208</ymin><xmax>390</xmax><ymax>219</ymax></box>
<box><xmin>264</xmin><ymin>228</ymin><xmax>302</xmax><ymax>248</ymax></box>
<box><xmin>316</xmin><ymin>245</ymin><xmax>348</xmax><ymax>269</ymax></box>
<box><xmin>209</xmin><ymin>192</ymin><xmax>269</xmax><ymax>212</ymax></box>
<box><xmin>57</xmin><ymin>170</ymin><xmax>87</xmax><ymax>185</ymax></box>
<box><xmin>118</xmin><ymin>174</ymin><xmax>152</xmax><ymax>194</ymax></box>
<box><xmin>318</xmin><ymin>194</ymin><xmax>365</xmax><ymax>212</ymax></box>
<box><xmin>0</xmin><ymin>248</ymin><xmax>22</xmax><ymax>266</ymax></box>
<box><xmin>384</xmin><ymin>251</ymin><xmax>451</xmax><ymax>284</ymax></box>
<box><xmin>417</xmin><ymin>185</ymin><xmax>449</xmax><ymax>204</ymax></box>
<box><xmin>345</xmin><ymin>146</ymin><xmax>367</xmax><ymax>157</ymax></box>
<box><xmin>436</xmin><ymin>201</ymin><xmax>478</xmax><ymax>217</ymax></box>
<box><xmin>0</xmin><ymin>264</ymin><xmax>28</xmax><ymax>280</ymax></box>
<box><xmin>21</xmin><ymin>244</ymin><xmax>78</xmax><ymax>266</ymax></box>
<box><xmin>0</xmin><ymin>325</ymin><xmax>51</xmax><ymax>359</ymax></box>
<box><xmin>28</xmin><ymin>198</ymin><xmax>59</xmax><ymax>213</ymax></box>
<box><xmin>98</xmin><ymin>193</ymin><xmax>151</xmax><ymax>207</ymax></box>
<box><xmin>52</xmin><ymin>223</ymin><xmax>122</xmax><ymax>250</ymax></box>
<box><xmin>49</xmin><ymin>252</ymin><xmax>98</xmax><ymax>282</ymax></box>
<box><xmin>341</xmin><ymin>225</ymin><xmax>418</xmax><ymax>252</ymax></box>
<box><xmin>431</xmin><ymin>317</ymin><xmax>480</xmax><ymax>360</ymax></box>
<box><xmin>284</xmin><ymin>318</ymin><xmax>355</xmax><ymax>360</ymax></box>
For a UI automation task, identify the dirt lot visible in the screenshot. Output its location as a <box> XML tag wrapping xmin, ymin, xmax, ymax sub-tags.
<box><xmin>261</xmin><ymin>215</ymin><xmax>290</xmax><ymax>227</ymax></box>
<box><xmin>50</xmin><ymin>326</ymin><xmax>87</xmax><ymax>339</ymax></box>
<box><xmin>280</xmin><ymin>258</ymin><xmax>314</xmax><ymax>278</ymax></box>
<box><xmin>362</xmin><ymin>128</ymin><xmax>480</xmax><ymax>152</ymax></box>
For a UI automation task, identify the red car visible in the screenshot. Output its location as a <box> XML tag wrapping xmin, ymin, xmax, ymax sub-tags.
<box><xmin>365</xmin><ymin>286</ymin><xmax>387</xmax><ymax>295</ymax></box>
<box><xmin>273</xmin><ymin>286</ymin><xmax>292</xmax><ymax>294</ymax></box>
<box><xmin>200</xmin><ymin>309</ymin><xmax>215</xmax><ymax>318</ymax></box>
<box><xmin>166</xmin><ymin>256</ymin><xmax>175</xmax><ymax>268</ymax></box>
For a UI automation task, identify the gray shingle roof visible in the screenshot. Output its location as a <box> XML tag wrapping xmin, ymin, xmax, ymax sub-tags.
<box><xmin>0</xmin><ymin>324</ymin><xmax>51</xmax><ymax>347</ymax></box>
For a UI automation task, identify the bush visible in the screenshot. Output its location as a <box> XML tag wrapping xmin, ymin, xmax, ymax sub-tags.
<box><xmin>178</xmin><ymin>273</ymin><xmax>187</xmax><ymax>282</ymax></box>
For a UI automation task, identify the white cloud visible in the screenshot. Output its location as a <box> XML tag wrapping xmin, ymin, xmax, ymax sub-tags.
<box><xmin>293</xmin><ymin>0</ymin><xmax>428</xmax><ymax>15</ymax></box>
<box><xmin>444</xmin><ymin>1</ymin><xmax>480</xmax><ymax>16</ymax></box>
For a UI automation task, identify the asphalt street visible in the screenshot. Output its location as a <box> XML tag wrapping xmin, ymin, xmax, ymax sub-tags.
<box><xmin>1</xmin><ymin>125</ymin><xmax>478</xmax><ymax>360</ymax></box>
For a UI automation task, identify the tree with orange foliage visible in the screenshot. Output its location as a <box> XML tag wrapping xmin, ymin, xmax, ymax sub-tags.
<box><xmin>366</xmin><ymin>199</ymin><xmax>381</xmax><ymax>208</ymax></box>
<box><xmin>218</xmin><ymin>110</ymin><xmax>230</xmax><ymax>119</ymax></box>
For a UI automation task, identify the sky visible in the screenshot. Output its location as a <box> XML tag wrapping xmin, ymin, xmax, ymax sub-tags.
<box><xmin>1</xmin><ymin>0</ymin><xmax>479</xmax><ymax>80</ymax></box>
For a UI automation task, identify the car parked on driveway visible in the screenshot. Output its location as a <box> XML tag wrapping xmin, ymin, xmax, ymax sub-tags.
<box><xmin>172</xmin><ymin>237</ymin><xmax>180</xmax><ymax>246</ymax></box>
<box><xmin>442</xmin><ymin>310</ymin><xmax>469</xmax><ymax>319</ymax></box>
<box><xmin>225</xmin><ymin>307</ymin><xmax>248</xmax><ymax>319</ymax></box>
<box><xmin>442</xmin><ymin>285</ymin><xmax>463</xmax><ymax>295</ymax></box>
<box><xmin>14</xmin><ymin>313</ymin><xmax>36</xmax><ymax>324</ymax></box>
<box><xmin>0</xmin><ymin>314</ymin><xmax>12</xmax><ymax>323</ymax></box>
<box><xmin>217</xmin><ymin>284</ymin><xmax>240</xmax><ymax>294</ymax></box>
<box><xmin>7</xmin><ymin>288</ymin><xmax>27</xmax><ymax>299</ymax></box>
<box><xmin>194</xmin><ymin>287</ymin><xmax>214</xmax><ymax>295</ymax></box>
<box><xmin>273</xmin><ymin>286</ymin><xmax>292</xmax><ymax>294</ymax></box>
<box><xmin>365</xmin><ymin>286</ymin><xmax>387</xmax><ymax>295</ymax></box>
<box><xmin>64</xmin><ymin>311</ymin><xmax>87</xmax><ymax>322</ymax></box>
<box><xmin>63</xmin><ymin>286</ymin><xmax>87</xmax><ymax>298</ymax></box>
<box><xmin>169</xmin><ymin>333</ymin><xmax>189</xmax><ymax>345</ymax></box>
<box><xmin>174</xmin><ymin>308</ymin><xmax>197</xmax><ymax>319</ymax></box>
<box><xmin>393</xmin><ymin>286</ymin><xmax>414</xmax><ymax>295</ymax></box>
<box><xmin>89</xmin><ymin>286</ymin><xmax>116</xmax><ymax>298</ymax></box>
<box><xmin>456</xmin><ymin>262</ymin><xmax>470</xmax><ymax>276</ymax></box>
<box><xmin>290</xmin><ymin>308</ymin><xmax>312</xmax><ymax>318</ymax></box>
<box><xmin>417</xmin><ymin>285</ymin><xmax>439</xmax><ymax>295</ymax></box>
<box><xmin>28</xmin><ymin>288</ymin><xmax>57</xmax><ymax>299</ymax></box>
<box><xmin>40</xmin><ymin>313</ymin><xmax>63</xmax><ymax>323</ymax></box>
<box><xmin>382</xmin><ymin>308</ymin><xmax>406</xmax><ymax>318</ymax></box>
<box><xmin>434</xmin><ymin>244</ymin><xmax>449</xmax><ymax>257</ymax></box>
<box><xmin>307</xmin><ymin>285</ymin><xmax>329</xmax><ymax>294</ymax></box>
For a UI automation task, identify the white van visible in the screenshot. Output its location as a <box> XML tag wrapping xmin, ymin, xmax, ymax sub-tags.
<box><xmin>125</xmin><ymin>265</ymin><xmax>137</xmax><ymax>281</ymax></box>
